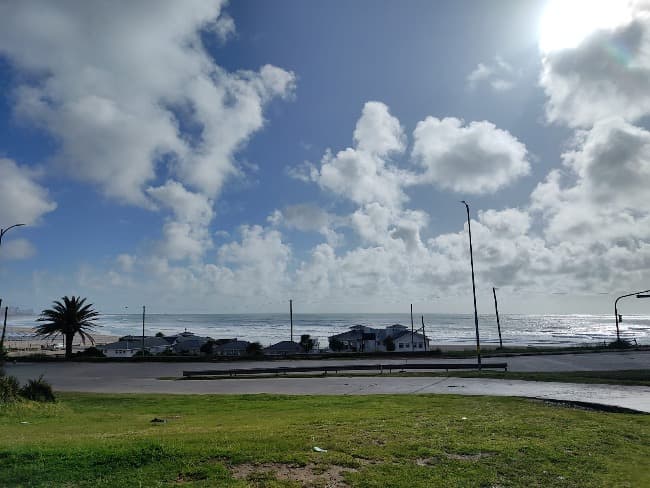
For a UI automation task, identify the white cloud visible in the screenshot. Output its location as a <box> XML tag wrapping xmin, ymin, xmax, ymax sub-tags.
<box><xmin>0</xmin><ymin>1</ymin><xmax>295</xmax><ymax>205</ymax></box>
<box><xmin>313</xmin><ymin>102</ymin><xmax>409</xmax><ymax>208</ymax></box>
<box><xmin>268</xmin><ymin>204</ymin><xmax>343</xmax><ymax>246</ymax></box>
<box><xmin>541</xmin><ymin>4</ymin><xmax>650</xmax><ymax>127</ymax></box>
<box><xmin>467</xmin><ymin>56</ymin><xmax>518</xmax><ymax>92</ymax></box>
<box><xmin>212</xmin><ymin>12</ymin><xmax>236</xmax><ymax>42</ymax></box>
<box><xmin>215</xmin><ymin>225</ymin><xmax>292</xmax><ymax>298</ymax></box>
<box><xmin>0</xmin><ymin>238</ymin><xmax>36</xmax><ymax>261</ymax></box>
<box><xmin>147</xmin><ymin>180</ymin><xmax>215</xmax><ymax>261</ymax></box>
<box><xmin>411</xmin><ymin>117</ymin><xmax>530</xmax><ymax>194</ymax></box>
<box><xmin>115</xmin><ymin>254</ymin><xmax>136</xmax><ymax>273</ymax></box>
<box><xmin>533</xmin><ymin>118</ymin><xmax>650</xmax><ymax>245</ymax></box>
<box><xmin>353</xmin><ymin>101</ymin><xmax>405</xmax><ymax>156</ymax></box>
<box><xmin>0</xmin><ymin>158</ymin><xmax>56</xmax><ymax>225</ymax></box>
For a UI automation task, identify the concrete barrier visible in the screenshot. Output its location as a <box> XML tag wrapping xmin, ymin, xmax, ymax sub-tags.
<box><xmin>183</xmin><ymin>362</ymin><xmax>508</xmax><ymax>377</ymax></box>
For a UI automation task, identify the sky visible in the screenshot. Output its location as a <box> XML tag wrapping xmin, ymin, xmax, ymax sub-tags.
<box><xmin>1</xmin><ymin>0</ymin><xmax>650</xmax><ymax>315</ymax></box>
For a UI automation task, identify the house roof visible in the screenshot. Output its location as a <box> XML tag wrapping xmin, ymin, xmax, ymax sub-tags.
<box><xmin>213</xmin><ymin>340</ymin><xmax>250</xmax><ymax>352</ymax></box>
<box><xmin>172</xmin><ymin>338</ymin><xmax>208</xmax><ymax>351</ymax></box>
<box><xmin>99</xmin><ymin>337</ymin><xmax>169</xmax><ymax>351</ymax></box>
<box><xmin>329</xmin><ymin>330</ymin><xmax>363</xmax><ymax>341</ymax></box>
<box><xmin>393</xmin><ymin>330</ymin><xmax>429</xmax><ymax>341</ymax></box>
<box><xmin>263</xmin><ymin>341</ymin><xmax>304</xmax><ymax>353</ymax></box>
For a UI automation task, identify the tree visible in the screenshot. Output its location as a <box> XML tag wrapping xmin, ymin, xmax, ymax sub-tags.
<box><xmin>200</xmin><ymin>340</ymin><xmax>216</xmax><ymax>355</ymax></box>
<box><xmin>246</xmin><ymin>341</ymin><xmax>263</xmax><ymax>356</ymax></box>
<box><xmin>300</xmin><ymin>334</ymin><xmax>315</xmax><ymax>353</ymax></box>
<box><xmin>329</xmin><ymin>337</ymin><xmax>345</xmax><ymax>352</ymax></box>
<box><xmin>35</xmin><ymin>296</ymin><xmax>99</xmax><ymax>359</ymax></box>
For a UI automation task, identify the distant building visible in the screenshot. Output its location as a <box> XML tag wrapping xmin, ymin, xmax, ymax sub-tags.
<box><xmin>169</xmin><ymin>331</ymin><xmax>211</xmax><ymax>355</ymax></box>
<box><xmin>98</xmin><ymin>336</ymin><xmax>170</xmax><ymax>358</ymax></box>
<box><xmin>263</xmin><ymin>340</ymin><xmax>305</xmax><ymax>356</ymax></box>
<box><xmin>213</xmin><ymin>340</ymin><xmax>251</xmax><ymax>356</ymax></box>
<box><xmin>99</xmin><ymin>331</ymin><xmax>213</xmax><ymax>357</ymax></box>
<box><xmin>328</xmin><ymin>324</ymin><xmax>429</xmax><ymax>352</ymax></box>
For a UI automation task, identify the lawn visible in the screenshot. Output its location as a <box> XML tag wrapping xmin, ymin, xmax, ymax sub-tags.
<box><xmin>0</xmin><ymin>393</ymin><xmax>648</xmax><ymax>487</ymax></box>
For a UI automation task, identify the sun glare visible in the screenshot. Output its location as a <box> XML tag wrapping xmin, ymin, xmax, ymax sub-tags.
<box><xmin>539</xmin><ymin>0</ymin><xmax>632</xmax><ymax>53</ymax></box>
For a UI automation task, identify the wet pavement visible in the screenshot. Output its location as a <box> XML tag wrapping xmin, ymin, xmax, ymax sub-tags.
<box><xmin>4</xmin><ymin>350</ymin><xmax>650</xmax><ymax>412</ymax></box>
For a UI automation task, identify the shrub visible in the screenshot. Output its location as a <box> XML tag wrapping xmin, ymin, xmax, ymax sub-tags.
<box><xmin>608</xmin><ymin>339</ymin><xmax>633</xmax><ymax>349</ymax></box>
<box><xmin>0</xmin><ymin>375</ymin><xmax>20</xmax><ymax>403</ymax></box>
<box><xmin>20</xmin><ymin>375</ymin><xmax>56</xmax><ymax>402</ymax></box>
<box><xmin>246</xmin><ymin>341</ymin><xmax>263</xmax><ymax>356</ymax></box>
<box><xmin>329</xmin><ymin>338</ymin><xmax>345</xmax><ymax>352</ymax></box>
<box><xmin>74</xmin><ymin>346</ymin><xmax>106</xmax><ymax>358</ymax></box>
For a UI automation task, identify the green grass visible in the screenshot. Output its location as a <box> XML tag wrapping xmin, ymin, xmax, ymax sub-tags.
<box><xmin>1</xmin><ymin>393</ymin><xmax>649</xmax><ymax>487</ymax></box>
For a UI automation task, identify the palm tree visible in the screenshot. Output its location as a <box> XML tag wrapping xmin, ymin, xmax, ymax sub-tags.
<box><xmin>36</xmin><ymin>296</ymin><xmax>99</xmax><ymax>359</ymax></box>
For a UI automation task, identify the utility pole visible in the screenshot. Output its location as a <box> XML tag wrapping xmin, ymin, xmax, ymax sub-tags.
<box><xmin>0</xmin><ymin>224</ymin><xmax>26</xmax><ymax>247</ymax></box>
<box><xmin>0</xmin><ymin>304</ymin><xmax>6</xmax><ymax>353</ymax></box>
<box><xmin>493</xmin><ymin>287</ymin><xmax>503</xmax><ymax>348</ymax></box>
<box><xmin>141</xmin><ymin>305</ymin><xmax>146</xmax><ymax>358</ymax></box>
<box><xmin>410</xmin><ymin>304</ymin><xmax>414</xmax><ymax>352</ymax></box>
<box><xmin>421</xmin><ymin>315</ymin><xmax>427</xmax><ymax>352</ymax></box>
<box><xmin>461</xmin><ymin>201</ymin><xmax>481</xmax><ymax>369</ymax></box>
<box><xmin>289</xmin><ymin>299</ymin><xmax>293</xmax><ymax>342</ymax></box>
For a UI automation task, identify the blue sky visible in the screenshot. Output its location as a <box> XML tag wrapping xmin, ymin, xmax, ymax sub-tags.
<box><xmin>1</xmin><ymin>0</ymin><xmax>650</xmax><ymax>315</ymax></box>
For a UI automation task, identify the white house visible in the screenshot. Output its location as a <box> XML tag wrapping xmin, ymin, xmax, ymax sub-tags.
<box><xmin>328</xmin><ymin>324</ymin><xmax>430</xmax><ymax>352</ymax></box>
<box><xmin>98</xmin><ymin>336</ymin><xmax>170</xmax><ymax>358</ymax></box>
<box><xmin>213</xmin><ymin>340</ymin><xmax>251</xmax><ymax>356</ymax></box>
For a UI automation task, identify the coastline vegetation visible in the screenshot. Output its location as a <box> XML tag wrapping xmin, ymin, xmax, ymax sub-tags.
<box><xmin>1</xmin><ymin>393</ymin><xmax>648</xmax><ymax>487</ymax></box>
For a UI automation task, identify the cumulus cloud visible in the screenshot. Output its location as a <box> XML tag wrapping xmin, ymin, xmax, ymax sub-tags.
<box><xmin>0</xmin><ymin>158</ymin><xmax>56</xmax><ymax>225</ymax></box>
<box><xmin>215</xmin><ymin>225</ymin><xmax>291</xmax><ymax>298</ymax></box>
<box><xmin>147</xmin><ymin>180</ymin><xmax>215</xmax><ymax>261</ymax></box>
<box><xmin>313</xmin><ymin>102</ymin><xmax>409</xmax><ymax>208</ymax></box>
<box><xmin>533</xmin><ymin>118</ymin><xmax>650</xmax><ymax>244</ymax></box>
<box><xmin>0</xmin><ymin>0</ymin><xmax>295</xmax><ymax>205</ymax></box>
<box><xmin>268</xmin><ymin>203</ymin><xmax>343</xmax><ymax>246</ymax></box>
<box><xmin>0</xmin><ymin>238</ymin><xmax>36</xmax><ymax>261</ymax></box>
<box><xmin>541</xmin><ymin>4</ymin><xmax>650</xmax><ymax>127</ymax></box>
<box><xmin>411</xmin><ymin>117</ymin><xmax>530</xmax><ymax>194</ymax></box>
<box><xmin>467</xmin><ymin>56</ymin><xmax>519</xmax><ymax>92</ymax></box>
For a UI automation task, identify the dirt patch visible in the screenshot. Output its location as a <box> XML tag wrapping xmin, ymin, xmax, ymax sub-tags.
<box><xmin>231</xmin><ymin>462</ymin><xmax>357</xmax><ymax>487</ymax></box>
<box><xmin>444</xmin><ymin>452</ymin><xmax>495</xmax><ymax>461</ymax></box>
<box><xmin>415</xmin><ymin>457</ymin><xmax>441</xmax><ymax>466</ymax></box>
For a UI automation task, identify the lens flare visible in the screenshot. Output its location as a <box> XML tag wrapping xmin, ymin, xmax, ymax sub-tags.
<box><xmin>539</xmin><ymin>0</ymin><xmax>632</xmax><ymax>53</ymax></box>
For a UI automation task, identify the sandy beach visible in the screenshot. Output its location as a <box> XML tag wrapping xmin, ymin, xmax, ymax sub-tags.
<box><xmin>3</xmin><ymin>327</ymin><xmax>118</xmax><ymax>356</ymax></box>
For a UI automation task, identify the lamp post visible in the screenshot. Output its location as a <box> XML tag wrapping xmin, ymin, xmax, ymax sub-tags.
<box><xmin>614</xmin><ymin>289</ymin><xmax>650</xmax><ymax>342</ymax></box>
<box><xmin>493</xmin><ymin>287</ymin><xmax>503</xmax><ymax>348</ymax></box>
<box><xmin>0</xmin><ymin>224</ymin><xmax>26</xmax><ymax>247</ymax></box>
<box><xmin>461</xmin><ymin>201</ymin><xmax>481</xmax><ymax>369</ymax></box>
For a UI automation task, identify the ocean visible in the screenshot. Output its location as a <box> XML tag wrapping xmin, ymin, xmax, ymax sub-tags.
<box><xmin>7</xmin><ymin>313</ymin><xmax>650</xmax><ymax>347</ymax></box>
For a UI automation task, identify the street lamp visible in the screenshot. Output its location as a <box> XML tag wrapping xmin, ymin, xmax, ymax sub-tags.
<box><xmin>0</xmin><ymin>224</ymin><xmax>26</xmax><ymax>247</ymax></box>
<box><xmin>614</xmin><ymin>289</ymin><xmax>650</xmax><ymax>342</ymax></box>
<box><xmin>461</xmin><ymin>201</ymin><xmax>481</xmax><ymax>369</ymax></box>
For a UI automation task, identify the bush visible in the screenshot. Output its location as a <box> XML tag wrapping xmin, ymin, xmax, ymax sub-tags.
<box><xmin>20</xmin><ymin>375</ymin><xmax>56</xmax><ymax>402</ymax></box>
<box><xmin>0</xmin><ymin>375</ymin><xmax>20</xmax><ymax>403</ymax></box>
<box><xmin>608</xmin><ymin>339</ymin><xmax>633</xmax><ymax>349</ymax></box>
<box><xmin>74</xmin><ymin>346</ymin><xmax>106</xmax><ymax>358</ymax></box>
<box><xmin>246</xmin><ymin>341</ymin><xmax>263</xmax><ymax>356</ymax></box>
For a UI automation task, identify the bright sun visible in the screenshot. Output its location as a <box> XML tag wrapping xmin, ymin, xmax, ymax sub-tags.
<box><xmin>539</xmin><ymin>0</ymin><xmax>632</xmax><ymax>53</ymax></box>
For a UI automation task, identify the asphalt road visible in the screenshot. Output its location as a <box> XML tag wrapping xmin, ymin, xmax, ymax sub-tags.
<box><xmin>4</xmin><ymin>350</ymin><xmax>650</xmax><ymax>412</ymax></box>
